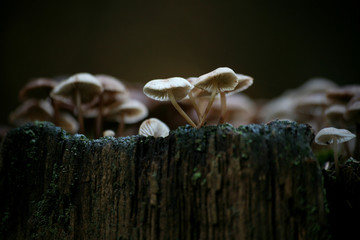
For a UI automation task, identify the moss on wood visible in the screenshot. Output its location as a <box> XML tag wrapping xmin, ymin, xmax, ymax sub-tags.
<box><xmin>0</xmin><ymin>120</ymin><xmax>329</xmax><ymax>240</ymax></box>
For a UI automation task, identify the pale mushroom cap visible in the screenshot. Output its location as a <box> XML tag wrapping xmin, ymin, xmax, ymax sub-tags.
<box><xmin>57</xmin><ymin>112</ymin><xmax>79</xmax><ymax>134</ymax></box>
<box><xmin>95</xmin><ymin>74</ymin><xmax>128</xmax><ymax>94</ymax></box>
<box><xmin>194</xmin><ymin>67</ymin><xmax>238</xmax><ymax>93</ymax></box>
<box><xmin>105</xmin><ymin>99</ymin><xmax>148</xmax><ymax>124</ymax></box>
<box><xmin>225</xmin><ymin>74</ymin><xmax>253</xmax><ymax>95</ymax></box>
<box><xmin>143</xmin><ymin>77</ymin><xmax>193</xmax><ymax>101</ymax></box>
<box><xmin>315</xmin><ymin>127</ymin><xmax>356</xmax><ymax>145</ymax></box>
<box><xmin>9</xmin><ymin>99</ymin><xmax>54</xmax><ymax>126</ymax></box>
<box><xmin>103</xmin><ymin>129</ymin><xmax>115</xmax><ymax>137</ymax></box>
<box><xmin>139</xmin><ymin>118</ymin><xmax>170</xmax><ymax>138</ymax></box>
<box><xmin>324</xmin><ymin>104</ymin><xmax>346</xmax><ymax>119</ymax></box>
<box><xmin>51</xmin><ymin>73</ymin><xmax>103</xmax><ymax>103</ymax></box>
<box><xmin>19</xmin><ymin>78</ymin><xmax>57</xmax><ymax>101</ymax></box>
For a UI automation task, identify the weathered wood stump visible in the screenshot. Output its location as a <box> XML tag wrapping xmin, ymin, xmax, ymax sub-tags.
<box><xmin>0</xmin><ymin>120</ymin><xmax>328</xmax><ymax>239</ymax></box>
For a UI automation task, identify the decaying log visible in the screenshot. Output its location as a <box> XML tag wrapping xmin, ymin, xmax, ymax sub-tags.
<box><xmin>0</xmin><ymin>120</ymin><xmax>328</xmax><ymax>239</ymax></box>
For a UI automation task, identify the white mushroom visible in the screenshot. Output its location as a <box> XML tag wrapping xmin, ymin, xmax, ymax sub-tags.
<box><xmin>139</xmin><ymin>118</ymin><xmax>170</xmax><ymax>138</ymax></box>
<box><xmin>315</xmin><ymin>127</ymin><xmax>356</xmax><ymax>177</ymax></box>
<box><xmin>143</xmin><ymin>77</ymin><xmax>196</xmax><ymax>128</ymax></box>
<box><xmin>194</xmin><ymin>67</ymin><xmax>239</xmax><ymax>126</ymax></box>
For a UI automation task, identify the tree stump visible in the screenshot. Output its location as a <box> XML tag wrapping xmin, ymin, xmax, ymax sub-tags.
<box><xmin>0</xmin><ymin>120</ymin><xmax>328</xmax><ymax>239</ymax></box>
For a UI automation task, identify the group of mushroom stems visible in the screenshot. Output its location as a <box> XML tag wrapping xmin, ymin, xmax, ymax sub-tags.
<box><xmin>7</xmin><ymin>67</ymin><xmax>360</xmax><ymax>175</ymax></box>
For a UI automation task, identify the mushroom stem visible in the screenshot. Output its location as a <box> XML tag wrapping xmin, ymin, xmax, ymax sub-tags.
<box><xmin>95</xmin><ymin>94</ymin><xmax>104</xmax><ymax>138</ymax></box>
<box><xmin>168</xmin><ymin>90</ymin><xmax>196</xmax><ymax>128</ymax></box>
<box><xmin>75</xmin><ymin>87</ymin><xmax>84</xmax><ymax>134</ymax></box>
<box><xmin>218</xmin><ymin>91</ymin><xmax>227</xmax><ymax>124</ymax></box>
<box><xmin>116</xmin><ymin>113</ymin><xmax>125</xmax><ymax>137</ymax></box>
<box><xmin>188</xmin><ymin>91</ymin><xmax>202</xmax><ymax>123</ymax></box>
<box><xmin>333</xmin><ymin>141</ymin><xmax>339</xmax><ymax>179</ymax></box>
<box><xmin>52</xmin><ymin>98</ymin><xmax>60</xmax><ymax>126</ymax></box>
<box><xmin>198</xmin><ymin>87</ymin><xmax>217</xmax><ymax>127</ymax></box>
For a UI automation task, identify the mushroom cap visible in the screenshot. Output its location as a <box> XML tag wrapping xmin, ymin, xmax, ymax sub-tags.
<box><xmin>9</xmin><ymin>99</ymin><xmax>54</xmax><ymax>126</ymax></box>
<box><xmin>103</xmin><ymin>129</ymin><xmax>115</xmax><ymax>137</ymax></box>
<box><xmin>344</xmin><ymin>95</ymin><xmax>360</xmax><ymax>122</ymax></box>
<box><xmin>57</xmin><ymin>112</ymin><xmax>79</xmax><ymax>134</ymax></box>
<box><xmin>105</xmin><ymin>99</ymin><xmax>148</xmax><ymax>124</ymax></box>
<box><xmin>225</xmin><ymin>73</ymin><xmax>253</xmax><ymax>95</ymax></box>
<box><xmin>51</xmin><ymin>73</ymin><xmax>103</xmax><ymax>103</ymax></box>
<box><xmin>194</xmin><ymin>67</ymin><xmax>238</xmax><ymax>93</ymax></box>
<box><xmin>315</xmin><ymin>127</ymin><xmax>356</xmax><ymax>145</ymax></box>
<box><xmin>19</xmin><ymin>78</ymin><xmax>57</xmax><ymax>101</ymax></box>
<box><xmin>296</xmin><ymin>77</ymin><xmax>338</xmax><ymax>96</ymax></box>
<box><xmin>95</xmin><ymin>74</ymin><xmax>128</xmax><ymax>95</ymax></box>
<box><xmin>143</xmin><ymin>77</ymin><xmax>193</xmax><ymax>101</ymax></box>
<box><xmin>326</xmin><ymin>85</ymin><xmax>360</xmax><ymax>104</ymax></box>
<box><xmin>139</xmin><ymin>118</ymin><xmax>170</xmax><ymax>138</ymax></box>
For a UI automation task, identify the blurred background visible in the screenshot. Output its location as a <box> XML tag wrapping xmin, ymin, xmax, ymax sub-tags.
<box><xmin>0</xmin><ymin>0</ymin><xmax>359</xmax><ymax>126</ymax></box>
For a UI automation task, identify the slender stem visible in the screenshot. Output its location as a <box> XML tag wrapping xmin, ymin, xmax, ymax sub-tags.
<box><xmin>218</xmin><ymin>91</ymin><xmax>227</xmax><ymax>124</ymax></box>
<box><xmin>198</xmin><ymin>87</ymin><xmax>217</xmax><ymax>128</ymax></box>
<box><xmin>333</xmin><ymin>141</ymin><xmax>339</xmax><ymax>179</ymax></box>
<box><xmin>95</xmin><ymin>94</ymin><xmax>103</xmax><ymax>138</ymax></box>
<box><xmin>75</xmin><ymin>88</ymin><xmax>84</xmax><ymax>134</ymax></box>
<box><xmin>52</xmin><ymin>98</ymin><xmax>59</xmax><ymax>126</ymax></box>
<box><xmin>188</xmin><ymin>91</ymin><xmax>202</xmax><ymax>123</ymax></box>
<box><xmin>168</xmin><ymin>91</ymin><xmax>196</xmax><ymax>128</ymax></box>
<box><xmin>116</xmin><ymin>113</ymin><xmax>125</xmax><ymax>137</ymax></box>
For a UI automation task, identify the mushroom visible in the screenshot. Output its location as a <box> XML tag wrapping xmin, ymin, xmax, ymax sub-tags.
<box><xmin>194</xmin><ymin>67</ymin><xmax>239</xmax><ymax>127</ymax></box>
<box><xmin>104</xmin><ymin>98</ymin><xmax>148</xmax><ymax>137</ymax></box>
<box><xmin>57</xmin><ymin>112</ymin><xmax>79</xmax><ymax>134</ymax></box>
<box><xmin>18</xmin><ymin>78</ymin><xmax>57</xmax><ymax>101</ymax></box>
<box><xmin>315</xmin><ymin>127</ymin><xmax>356</xmax><ymax>177</ymax></box>
<box><xmin>103</xmin><ymin>129</ymin><xmax>115</xmax><ymax>137</ymax></box>
<box><xmin>50</xmin><ymin>73</ymin><xmax>103</xmax><ymax>134</ymax></box>
<box><xmin>344</xmin><ymin>95</ymin><xmax>360</xmax><ymax>159</ymax></box>
<box><xmin>139</xmin><ymin>118</ymin><xmax>170</xmax><ymax>138</ymax></box>
<box><xmin>143</xmin><ymin>77</ymin><xmax>196</xmax><ymax>128</ymax></box>
<box><xmin>94</xmin><ymin>74</ymin><xmax>129</xmax><ymax>138</ymax></box>
<box><xmin>9</xmin><ymin>99</ymin><xmax>54</xmax><ymax>126</ymax></box>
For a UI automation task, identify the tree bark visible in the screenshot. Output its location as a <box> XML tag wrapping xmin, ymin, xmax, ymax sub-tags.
<box><xmin>0</xmin><ymin>120</ymin><xmax>328</xmax><ymax>240</ymax></box>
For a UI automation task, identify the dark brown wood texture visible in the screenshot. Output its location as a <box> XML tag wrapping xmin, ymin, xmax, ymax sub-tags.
<box><xmin>0</xmin><ymin>121</ymin><xmax>328</xmax><ymax>239</ymax></box>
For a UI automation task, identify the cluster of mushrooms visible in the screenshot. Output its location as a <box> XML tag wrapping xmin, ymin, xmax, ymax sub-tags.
<box><xmin>6</xmin><ymin>67</ymin><xmax>359</xmax><ymax>173</ymax></box>
<box><xmin>8</xmin><ymin>67</ymin><xmax>254</xmax><ymax>139</ymax></box>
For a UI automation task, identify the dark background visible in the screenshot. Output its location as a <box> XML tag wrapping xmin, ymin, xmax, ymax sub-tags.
<box><xmin>1</xmin><ymin>0</ymin><xmax>359</xmax><ymax>125</ymax></box>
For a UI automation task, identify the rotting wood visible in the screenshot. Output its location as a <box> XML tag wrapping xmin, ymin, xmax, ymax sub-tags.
<box><xmin>0</xmin><ymin>120</ymin><xmax>329</xmax><ymax>239</ymax></box>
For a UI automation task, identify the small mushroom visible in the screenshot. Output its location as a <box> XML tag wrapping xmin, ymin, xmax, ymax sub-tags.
<box><xmin>94</xmin><ymin>74</ymin><xmax>129</xmax><ymax>138</ymax></box>
<box><xmin>315</xmin><ymin>127</ymin><xmax>356</xmax><ymax>177</ymax></box>
<box><xmin>194</xmin><ymin>67</ymin><xmax>239</xmax><ymax>126</ymax></box>
<box><xmin>103</xmin><ymin>129</ymin><xmax>115</xmax><ymax>137</ymax></box>
<box><xmin>50</xmin><ymin>73</ymin><xmax>103</xmax><ymax>134</ymax></box>
<box><xmin>143</xmin><ymin>77</ymin><xmax>196</xmax><ymax>128</ymax></box>
<box><xmin>344</xmin><ymin>95</ymin><xmax>360</xmax><ymax>159</ymax></box>
<box><xmin>139</xmin><ymin>118</ymin><xmax>170</xmax><ymax>138</ymax></box>
<box><xmin>9</xmin><ymin>99</ymin><xmax>54</xmax><ymax>126</ymax></box>
<box><xmin>57</xmin><ymin>112</ymin><xmax>79</xmax><ymax>134</ymax></box>
<box><xmin>19</xmin><ymin>78</ymin><xmax>57</xmax><ymax>101</ymax></box>
<box><xmin>104</xmin><ymin>99</ymin><xmax>148</xmax><ymax>137</ymax></box>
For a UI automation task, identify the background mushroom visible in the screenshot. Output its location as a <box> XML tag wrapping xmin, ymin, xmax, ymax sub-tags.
<box><xmin>315</xmin><ymin>127</ymin><xmax>356</xmax><ymax>177</ymax></box>
<box><xmin>50</xmin><ymin>73</ymin><xmax>103</xmax><ymax>134</ymax></box>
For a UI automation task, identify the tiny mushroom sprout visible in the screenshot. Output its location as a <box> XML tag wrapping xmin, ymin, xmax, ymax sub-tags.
<box><xmin>315</xmin><ymin>127</ymin><xmax>356</xmax><ymax>177</ymax></box>
<box><xmin>50</xmin><ymin>73</ymin><xmax>103</xmax><ymax>134</ymax></box>
<box><xmin>103</xmin><ymin>129</ymin><xmax>115</xmax><ymax>137</ymax></box>
<box><xmin>194</xmin><ymin>67</ymin><xmax>239</xmax><ymax>127</ymax></box>
<box><xmin>143</xmin><ymin>77</ymin><xmax>197</xmax><ymax>128</ymax></box>
<box><xmin>139</xmin><ymin>118</ymin><xmax>170</xmax><ymax>138</ymax></box>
